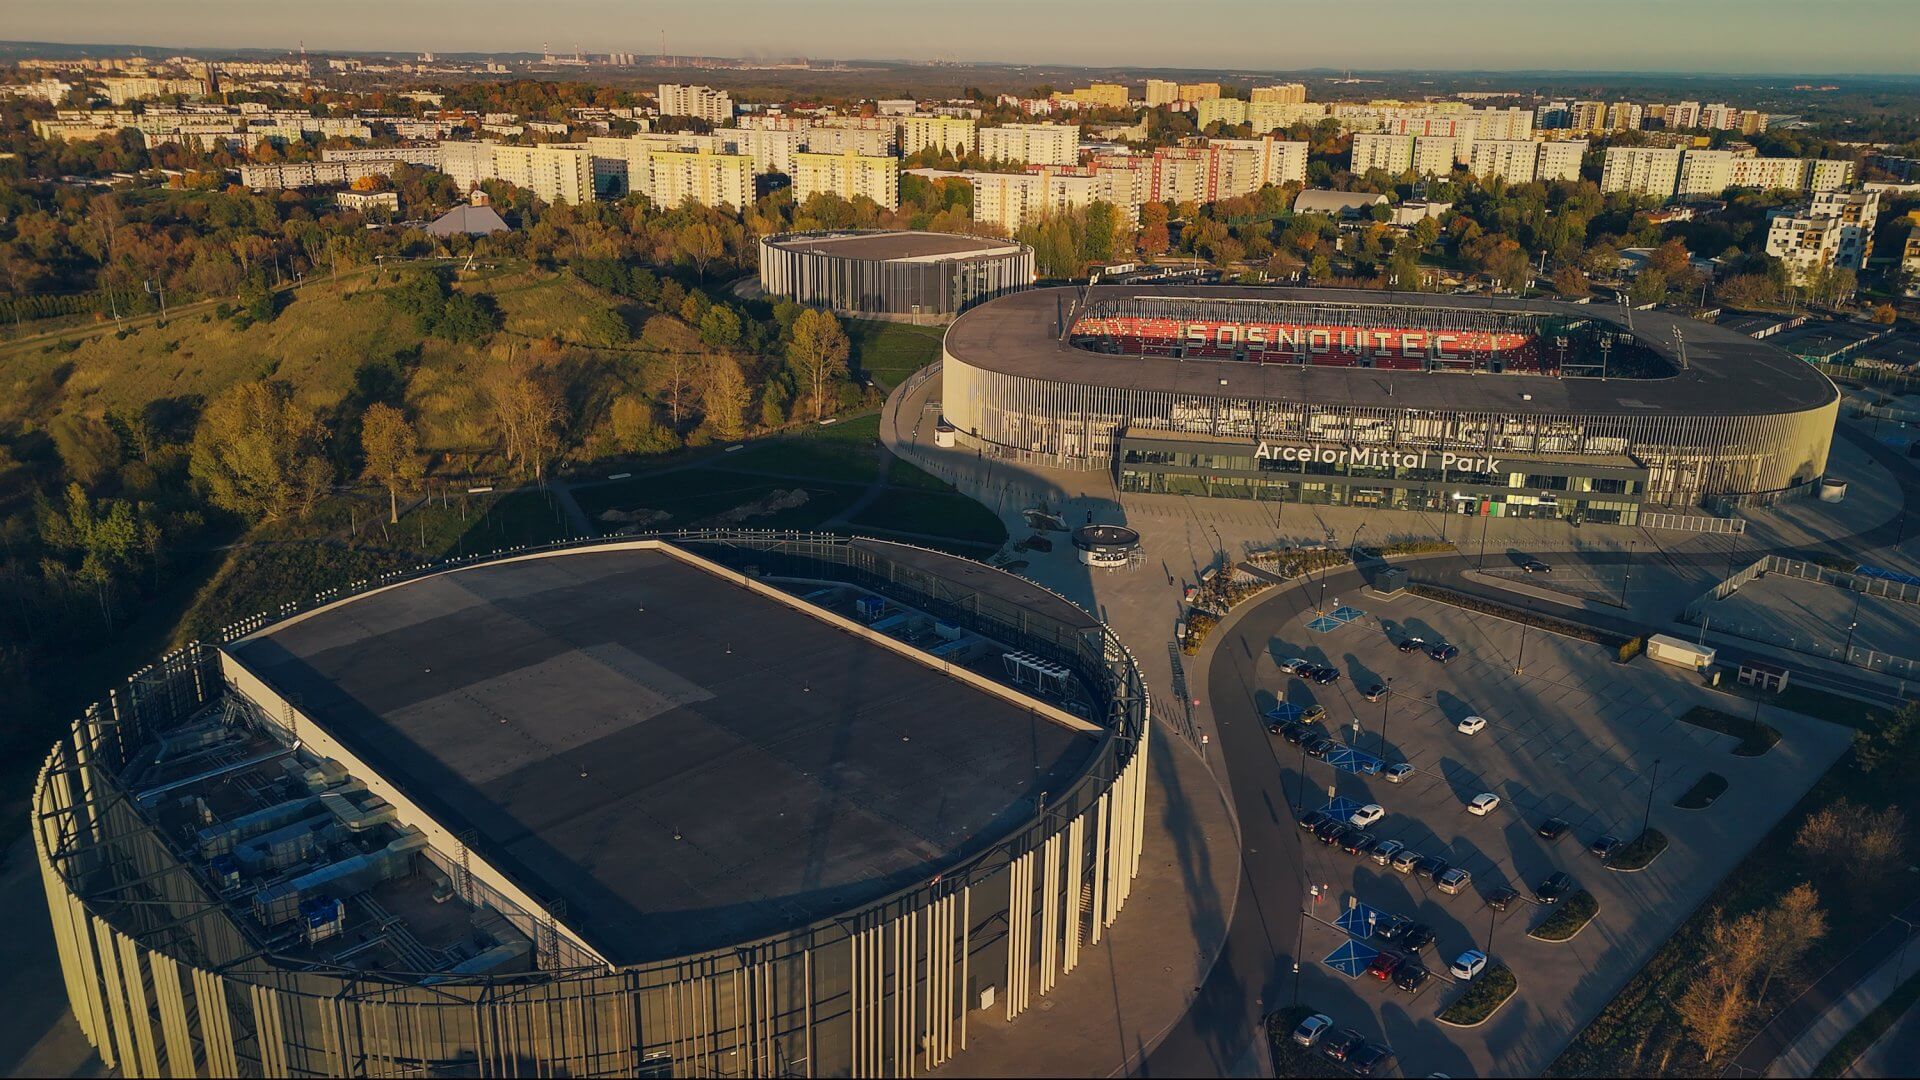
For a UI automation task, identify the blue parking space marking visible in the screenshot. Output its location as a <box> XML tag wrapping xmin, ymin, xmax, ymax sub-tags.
<box><xmin>1335</xmin><ymin>903</ymin><xmax>1394</xmax><ymax>939</ymax></box>
<box><xmin>1265</xmin><ymin>702</ymin><xmax>1308</xmax><ymax>723</ymax></box>
<box><xmin>1323</xmin><ymin>939</ymin><xmax>1381</xmax><ymax>978</ymax></box>
<box><xmin>1307</xmin><ymin>615</ymin><xmax>1342</xmax><ymax>633</ymax></box>
<box><xmin>1322</xmin><ymin>796</ymin><xmax>1366</xmax><ymax>820</ymax></box>
<box><xmin>1327</xmin><ymin>746</ymin><xmax>1384</xmax><ymax>776</ymax></box>
<box><xmin>1332</xmin><ymin>605</ymin><xmax>1367</xmax><ymax>624</ymax></box>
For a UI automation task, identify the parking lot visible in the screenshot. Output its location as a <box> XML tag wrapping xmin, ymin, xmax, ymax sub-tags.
<box><xmin>1218</xmin><ymin>587</ymin><xmax>1854</xmax><ymax>1077</ymax></box>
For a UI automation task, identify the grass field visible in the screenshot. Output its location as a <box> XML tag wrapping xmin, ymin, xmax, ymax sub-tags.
<box><xmin>846</xmin><ymin>320</ymin><xmax>944</xmax><ymax>389</ymax></box>
<box><xmin>848</xmin><ymin>489</ymin><xmax>1008</xmax><ymax>547</ymax></box>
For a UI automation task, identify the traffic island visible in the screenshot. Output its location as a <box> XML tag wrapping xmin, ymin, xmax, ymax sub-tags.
<box><xmin>1608</xmin><ymin>828</ymin><xmax>1670</xmax><ymax>872</ymax></box>
<box><xmin>1530</xmin><ymin>890</ymin><xmax>1600</xmax><ymax>942</ymax></box>
<box><xmin>1439</xmin><ymin>964</ymin><xmax>1518</xmax><ymax>1027</ymax></box>
<box><xmin>1678</xmin><ymin>705</ymin><xmax>1782</xmax><ymax>756</ymax></box>
<box><xmin>1676</xmin><ymin>772</ymin><xmax>1730</xmax><ymax>809</ymax></box>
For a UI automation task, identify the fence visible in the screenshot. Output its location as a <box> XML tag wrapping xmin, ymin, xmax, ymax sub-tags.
<box><xmin>1817</xmin><ymin>361</ymin><xmax>1920</xmax><ymax>394</ymax></box>
<box><xmin>1641</xmin><ymin>511</ymin><xmax>1747</xmax><ymax>535</ymax></box>
<box><xmin>1680</xmin><ymin>552</ymin><xmax>1920</xmax><ymax>679</ymax></box>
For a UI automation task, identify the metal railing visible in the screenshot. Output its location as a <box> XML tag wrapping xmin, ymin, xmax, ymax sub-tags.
<box><xmin>1681</xmin><ymin>553</ymin><xmax>1920</xmax><ymax>679</ymax></box>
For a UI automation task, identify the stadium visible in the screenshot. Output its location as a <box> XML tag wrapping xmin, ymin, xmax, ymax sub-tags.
<box><xmin>758</xmin><ymin>230</ymin><xmax>1034</xmax><ymax>322</ymax></box>
<box><xmin>940</xmin><ymin>286</ymin><xmax>1842</xmax><ymax>521</ymax></box>
<box><xmin>32</xmin><ymin>534</ymin><xmax>1149</xmax><ymax>1079</ymax></box>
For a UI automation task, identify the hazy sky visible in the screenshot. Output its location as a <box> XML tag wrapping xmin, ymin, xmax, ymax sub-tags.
<box><xmin>11</xmin><ymin>0</ymin><xmax>1918</xmax><ymax>76</ymax></box>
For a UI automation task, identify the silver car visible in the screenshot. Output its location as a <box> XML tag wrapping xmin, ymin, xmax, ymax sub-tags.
<box><xmin>1371</xmin><ymin>839</ymin><xmax>1406</xmax><ymax>866</ymax></box>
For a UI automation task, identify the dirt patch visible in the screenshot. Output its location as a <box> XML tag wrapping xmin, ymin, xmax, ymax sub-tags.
<box><xmin>700</xmin><ymin>488</ymin><xmax>810</xmax><ymax>526</ymax></box>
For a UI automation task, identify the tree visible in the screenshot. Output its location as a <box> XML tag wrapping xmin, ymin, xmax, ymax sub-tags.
<box><xmin>189</xmin><ymin>381</ymin><xmax>333</xmax><ymax>522</ymax></box>
<box><xmin>699</xmin><ymin>356</ymin><xmax>751</xmax><ymax>440</ymax></box>
<box><xmin>1795</xmin><ymin>798</ymin><xmax>1908</xmax><ymax>887</ymax></box>
<box><xmin>1756</xmin><ymin>883</ymin><xmax>1827</xmax><ymax>1001</ymax></box>
<box><xmin>698</xmin><ymin>305</ymin><xmax>743</xmax><ymax>349</ymax></box>
<box><xmin>1677</xmin><ymin>908</ymin><xmax>1768</xmax><ymax>1062</ymax></box>
<box><xmin>587</xmin><ymin>305</ymin><xmax>630</xmax><ymax>347</ymax></box>
<box><xmin>359</xmin><ymin>403</ymin><xmax>424</xmax><ymax>525</ymax></box>
<box><xmin>49</xmin><ymin>415</ymin><xmax>124</xmax><ymax>489</ymax></box>
<box><xmin>1552</xmin><ymin>265</ymin><xmax>1592</xmax><ymax>298</ymax></box>
<box><xmin>786</xmin><ymin>308</ymin><xmax>850</xmax><ymax>421</ymax></box>
<box><xmin>606</xmin><ymin>395</ymin><xmax>678</xmax><ymax>454</ymax></box>
<box><xmin>481</xmin><ymin>358</ymin><xmax>566</xmax><ymax>482</ymax></box>
<box><xmin>678</xmin><ymin>222</ymin><xmax>726</xmax><ymax>282</ymax></box>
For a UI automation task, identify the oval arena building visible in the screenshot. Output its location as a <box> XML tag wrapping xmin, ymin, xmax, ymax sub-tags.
<box><xmin>759</xmin><ymin>230</ymin><xmax>1034</xmax><ymax>322</ymax></box>
<box><xmin>32</xmin><ymin>534</ymin><xmax>1149</xmax><ymax>1078</ymax></box>
<box><xmin>939</xmin><ymin>286</ymin><xmax>1841</xmax><ymax>523</ymax></box>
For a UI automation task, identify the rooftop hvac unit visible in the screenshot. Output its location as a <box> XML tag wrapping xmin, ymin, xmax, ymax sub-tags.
<box><xmin>1002</xmin><ymin>651</ymin><xmax>1072</xmax><ymax>697</ymax></box>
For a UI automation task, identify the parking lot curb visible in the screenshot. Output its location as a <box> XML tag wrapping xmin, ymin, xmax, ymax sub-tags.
<box><xmin>1435</xmin><ymin>977</ymin><xmax>1520</xmax><ymax>1029</ymax></box>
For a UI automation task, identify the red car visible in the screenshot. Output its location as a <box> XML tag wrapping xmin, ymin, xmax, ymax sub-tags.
<box><xmin>1366</xmin><ymin>951</ymin><xmax>1406</xmax><ymax>981</ymax></box>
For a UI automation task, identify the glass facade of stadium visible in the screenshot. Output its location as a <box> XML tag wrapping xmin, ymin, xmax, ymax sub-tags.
<box><xmin>32</xmin><ymin>535</ymin><xmax>1150</xmax><ymax>1080</ymax></box>
<box><xmin>941</xmin><ymin>359</ymin><xmax>1840</xmax><ymax>513</ymax></box>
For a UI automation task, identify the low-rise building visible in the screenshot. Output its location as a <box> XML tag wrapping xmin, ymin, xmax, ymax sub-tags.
<box><xmin>336</xmin><ymin>189</ymin><xmax>400</xmax><ymax>212</ymax></box>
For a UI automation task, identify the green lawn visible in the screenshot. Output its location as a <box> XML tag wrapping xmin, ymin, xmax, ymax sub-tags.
<box><xmin>1814</xmin><ymin>969</ymin><xmax>1920</xmax><ymax>1076</ymax></box>
<box><xmin>575</xmin><ymin>468</ymin><xmax>866</xmax><ymax>531</ymax></box>
<box><xmin>1440</xmin><ymin>965</ymin><xmax>1518</xmax><ymax>1025</ymax></box>
<box><xmin>1531</xmin><ymin>890</ymin><xmax>1599</xmax><ymax>942</ymax></box>
<box><xmin>846</xmin><ymin>320</ymin><xmax>944</xmax><ymax>389</ymax></box>
<box><xmin>847</xmin><ymin>489</ymin><xmax>1008</xmax><ymax>547</ymax></box>
<box><xmin>723</xmin><ymin>414</ymin><xmax>886</xmax><ymax>484</ymax></box>
<box><xmin>1611</xmin><ymin>829</ymin><xmax>1669</xmax><ymax>871</ymax></box>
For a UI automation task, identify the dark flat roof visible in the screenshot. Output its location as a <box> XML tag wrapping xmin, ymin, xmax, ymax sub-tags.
<box><xmin>767</xmin><ymin>230</ymin><xmax>1018</xmax><ymax>261</ymax></box>
<box><xmin>945</xmin><ymin>286</ymin><xmax>1838</xmax><ymax>420</ymax></box>
<box><xmin>228</xmin><ymin>546</ymin><xmax>1095</xmax><ymax>967</ymax></box>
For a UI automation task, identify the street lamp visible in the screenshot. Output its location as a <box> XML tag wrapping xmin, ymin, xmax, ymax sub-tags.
<box><xmin>1379</xmin><ymin>679</ymin><xmax>1394</xmax><ymax>756</ymax></box>
<box><xmin>1291</xmin><ymin>908</ymin><xmax>1307</xmax><ymax>1006</ymax></box>
<box><xmin>1619</xmin><ymin>540</ymin><xmax>1636</xmax><ymax>606</ymax></box>
<box><xmin>1641</xmin><ymin>757</ymin><xmax>1663</xmax><ymax>838</ymax></box>
<box><xmin>1477</xmin><ymin>503</ymin><xmax>1492</xmax><ymax>569</ymax></box>
<box><xmin>1515</xmin><ymin>621</ymin><xmax>1528</xmax><ymax>675</ymax></box>
<box><xmin>1843</xmin><ymin>589</ymin><xmax>1863</xmax><ymax>662</ymax></box>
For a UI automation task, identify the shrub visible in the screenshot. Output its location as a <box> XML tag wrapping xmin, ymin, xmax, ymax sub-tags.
<box><xmin>1439</xmin><ymin>964</ymin><xmax>1517</xmax><ymax>1025</ymax></box>
<box><xmin>1612</xmin><ymin>829</ymin><xmax>1669</xmax><ymax>871</ymax></box>
<box><xmin>1181</xmin><ymin>609</ymin><xmax>1219</xmax><ymax>655</ymax></box>
<box><xmin>1531</xmin><ymin>890</ymin><xmax>1599</xmax><ymax>941</ymax></box>
<box><xmin>1619</xmin><ymin>636</ymin><xmax>1645</xmax><ymax>662</ymax></box>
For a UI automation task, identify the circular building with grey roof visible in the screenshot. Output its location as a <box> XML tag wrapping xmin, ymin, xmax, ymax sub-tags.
<box><xmin>760</xmin><ymin>230</ymin><xmax>1034</xmax><ymax>322</ymax></box>
<box><xmin>941</xmin><ymin>285</ymin><xmax>1841</xmax><ymax>520</ymax></box>
<box><xmin>32</xmin><ymin>534</ymin><xmax>1149</xmax><ymax>1079</ymax></box>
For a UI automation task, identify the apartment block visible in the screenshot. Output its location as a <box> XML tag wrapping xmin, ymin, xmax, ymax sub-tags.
<box><xmin>1210</xmin><ymin>137</ymin><xmax>1309</xmax><ymax>191</ymax></box>
<box><xmin>1468</xmin><ymin>139</ymin><xmax>1541</xmax><ymax>184</ymax></box>
<box><xmin>1765</xmin><ymin>190</ymin><xmax>1878</xmax><ymax>283</ymax></box>
<box><xmin>1605</xmin><ymin>102</ymin><xmax>1644</xmax><ymax>134</ymax></box>
<box><xmin>802</xmin><ymin>125</ymin><xmax>895</xmax><ymax>157</ymax></box>
<box><xmin>1177</xmin><ymin>82</ymin><xmax>1222</xmax><ymax>103</ymax></box>
<box><xmin>1810</xmin><ymin>189</ymin><xmax>1879</xmax><ymax>269</ymax></box>
<box><xmin>648</xmin><ymin>148</ymin><xmax>755</xmax><ymax>210</ymax></box>
<box><xmin>323</xmin><ymin>145</ymin><xmax>443</xmax><ymax>168</ymax></box>
<box><xmin>237</xmin><ymin>160</ymin><xmax>399</xmax><ymax>189</ymax></box>
<box><xmin>979</xmin><ymin>123</ymin><xmax>1080</xmax><ymax>166</ymax></box>
<box><xmin>791</xmin><ymin>150</ymin><xmax>900</xmax><ymax>211</ymax></box>
<box><xmin>1471</xmin><ymin>107</ymin><xmax>1534</xmax><ymax>142</ymax></box>
<box><xmin>1144</xmin><ymin>79</ymin><xmax>1178</xmax><ymax>108</ymax></box>
<box><xmin>437</xmin><ymin>141</ymin><xmax>496</xmax><ymax>193</ymax></box>
<box><xmin>1601</xmin><ymin>145</ymin><xmax>1684</xmax><ymax>199</ymax></box>
<box><xmin>1251</xmin><ymin>83</ymin><xmax>1308</xmax><ymax>104</ymax></box>
<box><xmin>714</xmin><ymin>127</ymin><xmax>803</xmax><ymax>175</ymax></box>
<box><xmin>896</xmin><ymin>115</ymin><xmax>977</xmax><ymax>158</ymax></box>
<box><xmin>656</xmin><ymin>84</ymin><xmax>734</xmax><ymax>124</ymax></box>
<box><xmin>1536</xmin><ymin>140</ymin><xmax>1588</xmax><ymax>183</ymax></box>
<box><xmin>1194</xmin><ymin>97</ymin><xmax>1328</xmax><ymax>133</ymax></box>
<box><xmin>491</xmin><ymin>144</ymin><xmax>596</xmax><ymax>204</ymax></box>
<box><xmin>1052</xmin><ymin>83</ymin><xmax>1130</xmax><ymax>110</ymax></box>
<box><xmin>1351</xmin><ymin>133</ymin><xmax>1453</xmax><ymax>177</ymax></box>
<box><xmin>967</xmin><ymin>167</ymin><xmax>1141</xmax><ymax>234</ymax></box>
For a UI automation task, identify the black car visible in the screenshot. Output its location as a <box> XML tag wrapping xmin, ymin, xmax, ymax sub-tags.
<box><xmin>1348</xmin><ymin>1041</ymin><xmax>1395</xmax><ymax>1078</ymax></box>
<box><xmin>1282</xmin><ymin>723</ymin><xmax>1311</xmax><ymax>745</ymax></box>
<box><xmin>1414</xmin><ymin>855</ymin><xmax>1451</xmax><ymax>882</ymax></box>
<box><xmin>1428</xmin><ymin>643</ymin><xmax>1460</xmax><ymax>663</ymax></box>
<box><xmin>1397</xmin><ymin>637</ymin><xmax>1425</xmax><ymax>653</ymax></box>
<box><xmin>1320</xmin><ymin>1027</ymin><xmax>1366</xmax><ymax>1063</ymax></box>
<box><xmin>1297</xmin><ymin>809</ymin><xmax>1330</xmax><ymax>831</ymax></box>
<box><xmin>1486</xmin><ymin>886</ymin><xmax>1520</xmax><ymax>911</ymax></box>
<box><xmin>1315</xmin><ymin>820</ymin><xmax>1350</xmax><ymax>845</ymax></box>
<box><xmin>1310</xmin><ymin>665</ymin><xmax>1342</xmax><ymax>685</ymax></box>
<box><xmin>1536</xmin><ymin>870</ymin><xmax>1575</xmax><ymax>904</ymax></box>
<box><xmin>1304</xmin><ymin>734</ymin><xmax>1337</xmax><ymax>758</ymax></box>
<box><xmin>1373</xmin><ymin>914</ymin><xmax>1413</xmax><ymax>942</ymax></box>
<box><xmin>1362</xmin><ymin>682</ymin><xmax>1390</xmax><ymax>702</ymax></box>
<box><xmin>1394</xmin><ymin>963</ymin><xmax>1431</xmax><ymax>992</ymax></box>
<box><xmin>1341</xmin><ymin>831</ymin><xmax>1372</xmax><ymax>856</ymax></box>
<box><xmin>1522</xmin><ymin>559</ymin><xmax>1552</xmax><ymax>573</ymax></box>
<box><xmin>1399</xmin><ymin>923</ymin><xmax>1437</xmax><ymax>952</ymax></box>
<box><xmin>1538</xmin><ymin>817</ymin><xmax>1571</xmax><ymax>841</ymax></box>
<box><xmin>1590</xmin><ymin>834</ymin><xmax>1624</xmax><ymax>860</ymax></box>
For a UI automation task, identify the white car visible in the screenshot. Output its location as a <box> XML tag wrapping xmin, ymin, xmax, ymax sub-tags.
<box><xmin>1451</xmin><ymin>950</ymin><xmax>1489</xmax><ymax>981</ymax></box>
<box><xmin>1292</xmin><ymin>1012</ymin><xmax>1334</xmax><ymax>1047</ymax></box>
<box><xmin>1282</xmin><ymin>657</ymin><xmax>1313</xmax><ymax>677</ymax></box>
<box><xmin>1349</xmin><ymin>803</ymin><xmax>1386</xmax><ymax>828</ymax></box>
<box><xmin>1467</xmin><ymin>792</ymin><xmax>1501</xmax><ymax>816</ymax></box>
<box><xmin>1456</xmin><ymin>715</ymin><xmax>1489</xmax><ymax>736</ymax></box>
<box><xmin>1383</xmin><ymin>762</ymin><xmax>1416</xmax><ymax>784</ymax></box>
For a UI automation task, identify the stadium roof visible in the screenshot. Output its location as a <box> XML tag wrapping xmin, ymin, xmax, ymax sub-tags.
<box><xmin>944</xmin><ymin>285</ymin><xmax>1838</xmax><ymax>420</ymax></box>
<box><xmin>227</xmin><ymin>545</ymin><xmax>1098</xmax><ymax>967</ymax></box>
<box><xmin>765</xmin><ymin>230</ymin><xmax>1021</xmax><ymax>261</ymax></box>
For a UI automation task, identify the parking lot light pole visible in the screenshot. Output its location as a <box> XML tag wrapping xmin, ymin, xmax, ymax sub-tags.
<box><xmin>1379</xmin><ymin>681</ymin><xmax>1393</xmax><ymax>756</ymax></box>
<box><xmin>1295</xmin><ymin>741</ymin><xmax>1309</xmax><ymax>813</ymax></box>
<box><xmin>1477</xmin><ymin>506</ymin><xmax>1492</xmax><ymax>569</ymax></box>
<box><xmin>1487</xmin><ymin>901</ymin><xmax>1498</xmax><ymax>956</ymax></box>
<box><xmin>1515</xmin><ymin>622</ymin><xmax>1528</xmax><ymax>675</ymax></box>
<box><xmin>1642</xmin><ymin>757</ymin><xmax>1663</xmax><ymax>838</ymax></box>
<box><xmin>1291</xmin><ymin>908</ymin><xmax>1307</xmax><ymax>1006</ymax></box>
<box><xmin>1619</xmin><ymin>540</ymin><xmax>1636</xmax><ymax>606</ymax></box>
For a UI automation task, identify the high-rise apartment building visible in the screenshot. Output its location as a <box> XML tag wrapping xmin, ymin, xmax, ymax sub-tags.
<box><xmin>1195</xmin><ymin>98</ymin><xmax>1328</xmax><ymax>133</ymax></box>
<box><xmin>647</xmin><ymin>148</ymin><xmax>755</xmax><ymax>210</ymax></box>
<box><xmin>1601</xmin><ymin>145</ymin><xmax>1684</xmax><ymax>199</ymax></box>
<box><xmin>1144</xmin><ymin>79</ymin><xmax>1178</xmax><ymax>107</ymax></box>
<box><xmin>1468</xmin><ymin>139</ymin><xmax>1541</xmax><ymax>184</ymax></box>
<box><xmin>1052</xmin><ymin>83</ymin><xmax>1129</xmax><ymax>110</ymax></box>
<box><xmin>715</xmin><ymin>126</ymin><xmax>804</xmax><ymax>175</ymax></box>
<box><xmin>802</xmin><ymin>126</ymin><xmax>894</xmax><ymax>157</ymax></box>
<box><xmin>791</xmin><ymin>150</ymin><xmax>900</xmax><ymax>210</ymax></box>
<box><xmin>1536</xmin><ymin>140</ymin><xmax>1588</xmax><ymax>183</ymax></box>
<box><xmin>1351</xmin><ymin>133</ymin><xmax>1453</xmax><ymax>177</ymax></box>
<box><xmin>1251</xmin><ymin>83</ymin><xmax>1308</xmax><ymax>104</ymax></box>
<box><xmin>1177</xmin><ymin>82</ymin><xmax>1222</xmax><ymax>103</ymax></box>
<box><xmin>1568</xmin><ymin>101</ymin><xmax>1606</xmax><ymax>135</ymax></box>
<box><xmin>979</xmin><ymin>123</ymin><xmax>1080</xmax><ymax>166</ymax></box>
<box><xmin>1765</xmin><ymin>192</ymin><xmax>1877</xmax><ymax>285</ymax></box>
<box><xmin>656</xmin><ymin>84</ymin><xmax>734</xmax><ymax>124</ymax></box>
<box><xmin>896</xmin><ymin>115</ymin><xmax>977</xmax><ymax>158</ymax></box>
<box><xmin>966</xmin><ymin>167</ymin><xmax>1141</xmax><ymax>234</ymax></box>
<box><xmin>490</xmin><ymin>144</ymin><xmax>596</xmax><ymax>204</ymax></box>
<box><xmin>1668</xmin><ymin>101</ymin><xmax>1702</xmax><ymax>131</ymax></box>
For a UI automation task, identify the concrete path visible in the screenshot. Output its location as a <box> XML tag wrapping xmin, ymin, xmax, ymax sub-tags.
<box><xmin>1845</xmin><ymin>989</ymin><xmax>1920</xmax><ymax>1078</ymax></box>
<box><xmin>1733</xmin><ymin>897</ymin><xmax>1920</xmax><ymax>1077</ymax></box>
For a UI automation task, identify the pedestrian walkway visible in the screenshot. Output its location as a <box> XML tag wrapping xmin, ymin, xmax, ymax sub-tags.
<box><xmin>1765</xmin><ymin>914</ymin><xmax>1920</xmax><ymax>1077</ymax></box>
